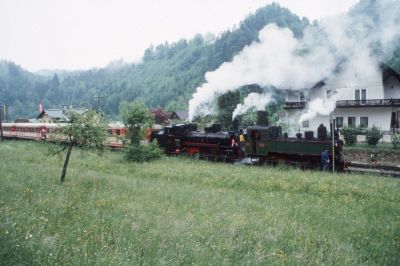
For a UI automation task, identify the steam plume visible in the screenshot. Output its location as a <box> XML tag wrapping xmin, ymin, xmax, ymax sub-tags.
<box><xmin>232</xmin><ymin>93</ymin><xmax>273</xmax><ymax>120</ymax></box>
<box><xmin>189</xmin><ymin>0</ymin><xmax>400</xmax><ymax>124</ymax></box>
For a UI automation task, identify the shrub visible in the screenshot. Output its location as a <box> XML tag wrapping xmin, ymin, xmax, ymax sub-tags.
<box><xmin>392</xmin><ymin>132</ymin><xmax>400</xmax><ymax>149</ymax></box>
<box><xmin>366</xmin><ymin>126</ymin><xmax>383</xmax><ymax>146</ymax></box>
<box><xmin>125</xmin><ymin>141</ymin><xmax>163</xmax><ymax>162</ymax></box>
<box><xmin>341</xmin><ymin>126</ymin><xmax>357</xmax><ymax>146</ymax></box>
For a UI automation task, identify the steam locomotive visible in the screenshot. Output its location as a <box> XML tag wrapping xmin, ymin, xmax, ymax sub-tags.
<box><xmin>152</xmin><ymin>123</ymin><xmax>243</xmax><ymax>162</ymax></box>
<box><xmin>152</xmin><ymin>122</ymin><xmax>347</xmax><ymax>171</ymax></box>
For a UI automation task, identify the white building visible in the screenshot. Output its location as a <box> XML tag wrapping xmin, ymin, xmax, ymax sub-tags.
<box><xmin>281</xmin><ymin>65</ymin><xmax>400</xmax><ymax>136</ymax></box>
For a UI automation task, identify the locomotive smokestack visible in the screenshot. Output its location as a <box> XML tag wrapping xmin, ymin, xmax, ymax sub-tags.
<box><xmin>257</xmin><ymin>111</ymin><xmax>269</xmax><ymax>126</ymax></box>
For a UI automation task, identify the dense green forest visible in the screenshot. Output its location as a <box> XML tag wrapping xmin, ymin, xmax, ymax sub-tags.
<box><xmin>0</xmin><ymin>1</ymin><xmax>399</xmax><ymax>121</ymax></box>
<box><xmin>0</xmin><ymin>3</ymin><xmax>308</xmax><ymax>120</ymax></box>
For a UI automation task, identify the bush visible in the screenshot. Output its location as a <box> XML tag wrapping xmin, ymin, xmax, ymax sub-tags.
<box><xmin>341</xmin><ymin>126</ymin><xmax>357</xmax><ymax>146</ymax></box>
<box><xmin>366</xmin><ymin>126</ymin><xmax>383</xmax><ymax>146</ymax></box>
<box><xmin>392</xmin><ymin>132</ymin><xmax>400</xmax><ymax>149</ymax></box>
<box><xmin>125</xmin><ymin>141</ymin><xmax>163</xmax><ymax>162</ymax></box>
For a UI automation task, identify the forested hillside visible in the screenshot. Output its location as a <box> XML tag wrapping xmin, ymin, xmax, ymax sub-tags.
<box><xmin>0</xmin><ymin>1</ymin><xmax>399</xmax><ymax>121</ymax></box>
<box><xmin>0</xmin><ymin>4</ymin><xmax>308</xmax><ymax>120</ymax></box>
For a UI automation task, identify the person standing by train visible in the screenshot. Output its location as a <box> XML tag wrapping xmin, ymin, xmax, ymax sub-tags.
<box><xmin>321</xmin><ymin>149</ymin><xmax>330</xmax><ymax>171</ymax></box>
<box><xmin>41</xmin><ymin>128</ymin><xmax>47</xmax><ymax>141</ymax></box>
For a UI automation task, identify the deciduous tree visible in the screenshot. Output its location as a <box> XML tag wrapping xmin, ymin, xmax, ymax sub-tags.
<box><xmin>52</xmin><ymin>110</ymin><xmax>107</xmax><ymax>183</ymax></box>
<box><xmin>120</xmin><ymin>101</ymin><xmax>153</xmax><ymax>144</ymax></box>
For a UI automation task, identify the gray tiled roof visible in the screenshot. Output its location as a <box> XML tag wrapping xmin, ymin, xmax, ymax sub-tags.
<box><xmin>37</xmin><ymin>109</ymin><xmax>69</xmax><ymax>121</ymax></box>
<box><xmin>171</xmin><ymin>110</ymin><xmax>188</xmax><ymax>121</ymax></box>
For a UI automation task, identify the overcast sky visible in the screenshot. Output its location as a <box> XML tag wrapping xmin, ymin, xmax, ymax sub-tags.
<box><xmin>0</xmin><ymin>0</ymin><xmax>359</xmax><ymax>72</ymax></box>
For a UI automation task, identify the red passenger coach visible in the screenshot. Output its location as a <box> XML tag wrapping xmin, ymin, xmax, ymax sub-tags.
<box><xmin>2</xmin><ymin>122</ymin><xmax>127</xmax><ymax>148</ymax></box>
<box><xmin>2</xmin><ymin>123</ymin><xmax>60</xmax><ymax>140</ymax></box>
<box><xmin>106</xmin><ymin>124</ymin><xmax>126</xmax><ymax>148</ymax></box>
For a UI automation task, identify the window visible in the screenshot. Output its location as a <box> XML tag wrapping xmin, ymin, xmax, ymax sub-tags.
<box><xmin>116</xmin><ymin>129</ymin><xmax>121</xmax><ymax>136</ymax></box>
<box><xmin>302</xmin><ymin>120</ymin><xmax>309</xmax><ymax>128</ymax></box>
<box><xmin>361</xmin><ymin>89</ymin><xmax>366</xmax><ymax>103</ymax></box>
<box><xmin>348</xmin><ymin>117</ymin><xmax>356</xmax><ymax>127</ymax></box>
<box><xmin>360</xmin><ymin>117</ymin><xmax>368</xmax><ymax>128</ymax></box>
<box><xmin>398</xmin><ymin>111</ymin><xmax>400</xmax><ymax>127</ymax></box>
<box><xmin>355</xmin><ymin>89</ymin><xmax>366</xmax><ymax>102</ymax></box>
<box><xmin>355</xmin><ymin>90</ymin><xmax>360</xmax><ymax>101</ymax></box>
<box><xmin>327</xmin><ymin>89</ymin><xmax>337</xmax><ymax>98</ymax></box>
<box><xmin>336</xmin><ymin>117</ymin><xmax>343</xmax><ymax>128</ymax></box>
<box><xmin>300</xmin><ymin>91</ymin><xmax>306</xmax><ymax>102</ymax></box>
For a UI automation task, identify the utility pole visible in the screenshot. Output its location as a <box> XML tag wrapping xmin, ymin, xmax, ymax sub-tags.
<box><xmin>0</xmin><ymin>105</ymin><xmax>4</xmax><ymax>141</ymax></box>
<box><xmin>331</xmin><ymin>114</ymin><xmax>335</xmax><ymax>173</ymax></box>
<box><xmin>0</xmin><ymin>116</ymin><xmax>3</xmax><ymax>141</ymax></box>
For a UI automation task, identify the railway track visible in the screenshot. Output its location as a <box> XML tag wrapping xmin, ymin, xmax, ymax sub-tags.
<box><xmin>347</xmin><ymin>161</ymin><xmax>400</xmax><ymax>178</ymax></box>
<box><xmin>240</xmin><ymin>158</ymin><xmax>400</xmax><ymax>178</ymax></box>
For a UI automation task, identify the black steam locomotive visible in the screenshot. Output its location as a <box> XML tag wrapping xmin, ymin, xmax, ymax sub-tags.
<box><xmin>152</xmin><ymin>123</ymin><xmax>243</xmax><ymax>162</ymax></box>
<box><xmin>151</xmin><ymin>122</ymin><xmax>347</xmax><ymax>171</ymax></box>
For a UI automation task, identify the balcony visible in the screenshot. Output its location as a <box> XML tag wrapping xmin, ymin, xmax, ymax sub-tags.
<box><xmin>283</xmin><ymin>102</ymin><xmax>306</xmax><ymax>110</ymax></box>
<box><xmin>336</xmin><ymin>99</ymin><xmax>400</xmax><ymax>108</ymax></box>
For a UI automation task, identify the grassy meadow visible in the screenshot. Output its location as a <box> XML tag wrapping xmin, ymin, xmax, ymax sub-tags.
<box><xmin>1</xmin><ymin>140</ymin><xmax>399</xmax><ymax>265</ymax></box>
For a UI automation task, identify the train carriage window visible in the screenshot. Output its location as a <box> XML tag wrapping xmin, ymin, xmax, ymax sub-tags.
<box><xmin>116</xmin><ymin>129</ymin><xmax>121</xmax><ymax>136</ymax></box>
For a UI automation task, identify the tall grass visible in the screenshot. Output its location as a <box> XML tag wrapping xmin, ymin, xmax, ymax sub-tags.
<box><xmin>1</xmin><ymin>140</ymin><xmax>399</xmax><ymax>265</ymax></box>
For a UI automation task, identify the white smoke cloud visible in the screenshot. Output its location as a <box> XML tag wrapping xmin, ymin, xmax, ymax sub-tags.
<box><xmin>189</xmin><ymin>0</ymin><xmax>400</xmax><ymax>124</ymax></box>
<box><xmin>189</xmin><ymin>23</ymin><xmax>338</xmax><ymax>121</ymax></box>
<box><xmin>232</xmin><ymin>92</ymin><xmax>273</xmax><ymax>120</ymax></box>
<box><xmin>298</xmin><ymin>97</ymin><xmax>337</xmax><ymax>124</ymax></box>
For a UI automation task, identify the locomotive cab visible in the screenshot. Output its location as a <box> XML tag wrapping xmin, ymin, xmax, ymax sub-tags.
<box><xmin>246</xmin><ymin>126</ymin><xmax>282</xmax><ymax>156</ymax></box>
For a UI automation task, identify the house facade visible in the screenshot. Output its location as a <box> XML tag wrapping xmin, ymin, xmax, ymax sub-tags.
<box><xmin>281</xmin><ymin>65</ymin><xmax>400</xmax><ymax>136</ymax></box>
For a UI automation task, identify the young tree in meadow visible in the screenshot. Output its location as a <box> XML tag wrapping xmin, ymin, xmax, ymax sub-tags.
<box><xmin>120</xmin><ymin>101</ymin><xmax>163</xmax><ymax>162</ymax></box>
<box><xmin>53</xmin><ymin>110</ymin><xmax>107</xmax><ymax>183</ymax></box>
<box><xmin>120</xmin><ymin>101</ymin><xmax>153</xmax><ymax>144</ymax></box>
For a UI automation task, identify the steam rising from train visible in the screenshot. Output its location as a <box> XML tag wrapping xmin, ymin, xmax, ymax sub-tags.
<box><xmin>188</xmin><ymin>0</ymin><xmax>400</xmax><ymax>124</ymax></box>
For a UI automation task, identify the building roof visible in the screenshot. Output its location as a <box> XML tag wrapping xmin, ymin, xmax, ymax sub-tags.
<box><xmin>37</xmin><ymin>109</ymin><xmax>69</xmax><ymax>121</ymax></box>
<box><xmin>382</xmin><ymin>64</ymin><xmax>400</xmax><ymax>83</ymax></box>
<box><xmin>170</xmin><ymin>110</ymin><xmax>189</xmax><ymax>121</ymax></box>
